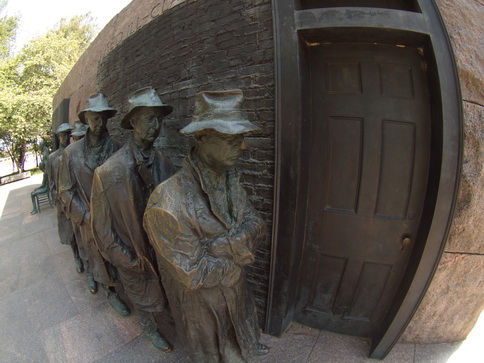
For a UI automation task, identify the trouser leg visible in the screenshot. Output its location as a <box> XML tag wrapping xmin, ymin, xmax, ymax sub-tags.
<box><xmin>30</xmin><ymin>192</ymin><xmax>38</xmax><ymax>214</ymax></box>
<box><xmin>70</xmin><ymin>243</ymin><xmax>83</xmax><ymax>273</ymax></box>
<box><xmin>137</xmin><ymin>309</ymin><xmax>172</xmax><ymax>352</ymax></box>
<box><xmin>85</xmin><ymin>260</ymin><xmax>97</xmax><ymax>294</ymax></box>
<box><xmin>137</xmin><ymin>309</ymin><xmax>158</xmax><ymax>334</ymax></box>
<box><xmin>101</xmin><ymin>284</ymin><xmax>130</xmax><ymax>317</ymax></box>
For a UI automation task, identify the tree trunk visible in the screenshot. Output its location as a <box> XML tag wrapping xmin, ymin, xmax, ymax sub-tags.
<box><xmin>19</xmin><ymin>143</ymin><xmax>26</xmax><ymax>172</ymax></box>
<box><xmin>5</xmin><ymin>141</ymin><xmax>26</xmax><ymax>174</ymax></box>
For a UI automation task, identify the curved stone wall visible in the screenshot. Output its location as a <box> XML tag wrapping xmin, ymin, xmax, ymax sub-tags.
<box><xmin>53</xmin><ymin>0</ymin><xmax>483</xmax><ymax>341</ymax></box>
<box><xmin>400</xmin><ymin>0</ymin><xmax>484</xmax><ymax>343</ymax></box>
<box><xmin>53</xmin><ymin>0</ymin><xmax>186</xmax><ymax>122</ymax></box>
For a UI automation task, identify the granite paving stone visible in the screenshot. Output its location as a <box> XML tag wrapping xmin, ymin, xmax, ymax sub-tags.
<box><xmin>0</xmin><ymin>232</ymin><xmax>54</xmax><ymax>298</ymax></box>
<box><xmin>104</xmin><ymin>300</ymin><xmax>144</xmax><ymax>344</ymax></box>
<box><xmin>20</xmin><ymin>209</ymin><xmax>56</xmax><ymax>238</ymax></box>
<box><xmin>23</xmin><ymin>275</ymin><xmax>80</xmax><ymax>333</ymax></box>
<box><xmin>64</xmin><ymin>275</ymin><xmax>106</xmax><ymax>314</ymax></box>
<box><xmin>252</xmin><ymin>324</ymin><xmax>320</xmax><ymax>363</ymax></box>
<box><xmin>378</xmin><ymin>343</ymin><xmax>416</xmax><ymax>363</ymax></box>
<box><xmin>0</xmin><ymin>214</ymin><xmax>22</xmax><ymax>246</ymax></box>
<box><xmin>0</xmin><ymin>289</ymin><xmax>49</xmax><ymax>363</ymax></box>
<box><xmin>96</xmin><ymin>334</ymin><xmax>191</xmax><ymax>363</ymax></box>
<box><xmin>308</xmin><ymin>330</ymin><xmax>372</xmax><ymax>363</ymax></box>
<box><xmin>0</xmin><ymin>230</ymin><xmax>51</xmax><ymax>271</ymax></box>
<box><xmin>0</xmin><ymin>253</ymin><xmax>59</xmax><ymax>299</ymax></box>
<box><xmin>43</xmin><ymin>225</ymin><xmax>71</xmax><ymax>255</ymax></box>
<box><xmin>414</xmin><ymin>342</ymin><xmax>461</xmax><ymax>363</ymax></box>
<box><xmin>50</xmin><ymin>248</ymin><xmax>85</xmax><ymax>284</ymax></box>
<box><xmin>42</xmin><ymin>302</ymin><xmax>141</xmax><ymax>363</ymax></box>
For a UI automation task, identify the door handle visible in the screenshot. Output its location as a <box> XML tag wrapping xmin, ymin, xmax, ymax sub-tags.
<box><xmin>401</xmin><ymin>236</ymin><xmax>412</xmax><ymax>251</ymax></box>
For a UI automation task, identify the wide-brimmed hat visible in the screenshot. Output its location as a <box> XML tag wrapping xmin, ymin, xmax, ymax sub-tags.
<box><xmin>78</xmin><ymin>93</ymin><xmax>117</xmax><ymax>124</ymax></box>
<box><xmin>71</xmin><ymin>121</ymin><xmax>88</xmax><ymax>136</ymax></box>
<box><xmin>55</xmin><ymin>123</ymin><xmax>74</xmax><ymax>134</ymax></box>
<box><xmin>180</xmin><ymin>89</ymin><xmax>259</xmax><ymax>135</ymax></box>
<box><xmin>121</xmin><ymin>87</ymin><xmax>173</xmax><ymax>129</ymax></box>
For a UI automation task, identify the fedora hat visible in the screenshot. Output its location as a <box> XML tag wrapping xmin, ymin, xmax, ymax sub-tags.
<box><xmin>55</xmin><ymin>123</ymin><xmax>74</xmax><ymax>134</ymax></box>
<box><xmin>78</xmin><ymin>93</ymin><xmax>117</xmax><ymax>124</ymax></box>
<box><xmin>121</xmin><ymin>87</ymin><xmax>173</xmax><ymax>129</ymax></box>
<box><xmin>180</xmin><ymin>89</ymin><xmax>259</xmax><ymax>135</ymax></box>
<box><xmin>71</xmin><ymin>121</ymin><xmax>88</xmax><ymax>137</ymax></box>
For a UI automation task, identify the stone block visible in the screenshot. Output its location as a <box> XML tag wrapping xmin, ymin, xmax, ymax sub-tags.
<box><xmin>435</xmin><ymin>0</ymin><xmax>484</xmax><ymax>105</ymax></box>
<box><xmin>446</xmin><ymin>102</ymin><xmax>484</xmax><ymax>254</ymax></box>
<box><xmin>401</xmin><ymin>253</ymin><xmax>484</xmax><ymax>343</ymax></box>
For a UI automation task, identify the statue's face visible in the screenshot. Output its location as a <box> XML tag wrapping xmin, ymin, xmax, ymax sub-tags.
<box><xmin>199</xmin><ymin>131</ymin><xmax>246</xmax><ymax>173</ymax></box>
<box><xmin>85</xmin><ymin>111</ymin><xmax>107</xmax><ymax>136</ymax></box>
<box><xmin>58</xmin><ymin>132</ymin><xmax>70</xmax><ymax>147</ymax></box>
<box><xmin>130</xmin><ymin>108</ymin><xmax>162</xmax><ymax>146</ymax></box>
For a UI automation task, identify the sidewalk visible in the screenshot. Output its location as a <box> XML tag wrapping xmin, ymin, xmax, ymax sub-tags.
<box><xmin>0</xmin><ymin>174</ymin><xmax>480</xmax><ymax>362</ymax></box>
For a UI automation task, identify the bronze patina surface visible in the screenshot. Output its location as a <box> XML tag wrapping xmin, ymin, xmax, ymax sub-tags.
<box><xmin>144</xmin><ymin>90</ymin><xmax>268</xmax><ymax>362</ymax></box>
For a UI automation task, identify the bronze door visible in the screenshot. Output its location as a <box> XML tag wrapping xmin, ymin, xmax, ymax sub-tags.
<box><xmin>295</xmin><ymin>43</ymin><xmax>431</xmax><ymax>337</ymax></box>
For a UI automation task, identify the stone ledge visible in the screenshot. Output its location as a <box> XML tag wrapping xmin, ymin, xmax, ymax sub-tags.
<box><xmin>0</xmin><ymin>171</ymin><xmax>31</xmax><ymax>185</ymax></box>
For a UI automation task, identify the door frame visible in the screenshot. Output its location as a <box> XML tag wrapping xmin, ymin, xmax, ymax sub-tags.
<box><xmin>265</xmin><ymin>0</ymin><xmax>462</xmax><ymax>359</ymax></box>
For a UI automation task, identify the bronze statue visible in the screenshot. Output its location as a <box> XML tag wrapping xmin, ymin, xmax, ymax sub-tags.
<box><xmin>58</xmin><ymin>93</ymin><xmax>130</xmax><ymax>316</ymax></box>
<box><xmin>61</xmin><ymin>121</ymin><xmax>89</xmax><ymax>271</ymax></box>
<box><xmin>30</xmin><ymin>140</ymin><xmax>51</xmax><ymax>215</ymax></box>
<box><xmin>91</xmin><ymin>87</ymin><xmax>175</xmax><ymax>352</ymax></box>
<box><xmin>47</xmin><ymin>123</ymin><xmax>83</xmax><ymax>273</ymax></box>
<box><xmin>144</xmin><ymin>89</ymin><xmax>269</xmax><ymax>362</ymax></box>
<box><xmin>71</xmin><ymin>121</ymin><xmax>88</xmax><ymax>141</ymax></box>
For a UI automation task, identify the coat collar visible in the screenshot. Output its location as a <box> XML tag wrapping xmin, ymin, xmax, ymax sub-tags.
<box><xmin>128</xmin><ymin>137</ymin><xmax>157</xmax><ymax>192</ymax></box>
<box><xmin>185</xmin><ymin>150</ymin><xmax>245</xmax><ymax>229</ymax></box>
<box><xmin>82</xmin><ymin>129</ymin><xmax>115</xmax><ymax>171</ymax></box>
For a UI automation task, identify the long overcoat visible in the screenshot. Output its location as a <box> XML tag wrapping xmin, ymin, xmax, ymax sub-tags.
<box><xmin>58</xmin><ymin>131</ymin><xmax>118</xmax><ymax>285</ymax></box>
<box><xmin>47</xmin><ymin>147</ymin><xmax>76</xmax><ymax>248</ymax></box>
<box><xmin>91</xmin><ymin>139</ymin><xmax>174</xmax><ymax>312</ymax></box>
<box><xmin>143</xmin><ymin>154</ymin><xmax>265</xmax><ymax>363</ymax></box>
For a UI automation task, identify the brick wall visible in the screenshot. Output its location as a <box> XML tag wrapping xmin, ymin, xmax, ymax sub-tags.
<box><xmin>97</xmin><ymin>0</ymin><xmax>275</xmax><ymax>325</ymax></box>
<box><xmin>53</xmin><ymin>0</ymin><xmax>186</xmax><ymax>125</ymax></box>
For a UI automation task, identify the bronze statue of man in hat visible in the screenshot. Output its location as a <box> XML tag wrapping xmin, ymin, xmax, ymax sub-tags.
<box><xmin>58</xmin><ymin>93</ymin><xmax>130</xmax><ymax>317</ymax></box>
<box><xmin>47</xmin><ymin>123</ymin><xmax>83</xmax><ymax>272</ymax></box>
<box><xmin>71</xmin><ymin>121</ymin><xmax>88</xmax><ymax>141</ymax></box>
<box><xmin>30</xmin><ymin>139</ymin><xmax>51</xmax><ymax>215</ymax></box>
<box><xmin>91</xmin><ymin>87</ymin><xmax>175</xmax><ymax>352</ymax></box>
<box><xmin>144</xmin><ymin>89</ymin><xmax>269</xmax><ymax>362</ymax></box>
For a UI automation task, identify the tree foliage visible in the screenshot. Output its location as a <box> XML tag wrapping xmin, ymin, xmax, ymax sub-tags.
<box><xmin>0</xmin><ymin>13</ymin><xmax>97</xmax><ymax>172</ymax></box>
<box><xmin>0</xmin><ymin>0</ymin><xmax>18</xmax><ymax>59</ymax></box>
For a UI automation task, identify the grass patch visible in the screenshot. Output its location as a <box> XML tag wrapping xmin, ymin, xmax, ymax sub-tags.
<box><xmin>26</xmin><ymin>167</ymin><xmax>43</xmax><ymax>176</ymax></box>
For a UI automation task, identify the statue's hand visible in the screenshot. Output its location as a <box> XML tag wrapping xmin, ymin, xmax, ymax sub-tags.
<box><xmin>82</xmin><ymin>211</ymin><xmax>91</xmax><ymax>226</ymax></box>
<box><xmin>123</xmin><ymin>256</ymin><xmax>156</xmax><ymax>278</ymax></box>
<box><xmin>125</xmin><ymin>256</ymin><xmax>141</xmax><ymax>270</ymax></box>
<box><xmin>227</xmin><ymin>227</ymin><xmax>255</xmax><ymax>267</ymax></box>
<box><xmin>207</xmin><ymin>236</ymin><xmax>232</xmax><ymax>258</ymax></box>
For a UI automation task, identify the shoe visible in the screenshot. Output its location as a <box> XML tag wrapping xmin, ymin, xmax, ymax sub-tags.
<box><xmin>87</xmin><ymin>273</ymin><xmax>97</xmax><ymax>294</ymax></box>
<box><xmin>256</xmin><ymin>343</ymin><xmax>269</xmax><ymax>356</ymax></box>
<box><xmin>145</xmin><ymin>331</ymin><xmax>173</xmax><ymax>352</ymax></box>
<box><xmin>107</xmin><ymin>293</ymin><xmax>131</xmax><ymax>316</ymax></box>
<box><xmin>75</xmin><ymin>257</ymin><xmax>84</xmax><ymax>274</ymax></box>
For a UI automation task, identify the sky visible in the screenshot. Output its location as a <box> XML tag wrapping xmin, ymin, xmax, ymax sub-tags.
<box><xmin>4</xmin><ymin>0</ymin><xmax>133</xmax><ymax>52</ymax></box>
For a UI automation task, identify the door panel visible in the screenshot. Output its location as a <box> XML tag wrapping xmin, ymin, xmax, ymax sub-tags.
<box><xmin>375</xmin><ymin>120</ymin><xmax>416</xmax><ymax>219</ymax></box>
<box><xmin>326</xmin><ymin>116</ymin><xmax>363</xmax><ymax>213</ymax></box>
<box><xmin>295</xmin><ymin>43</ymin><xmax>431</xmax><ymax>337</ymax></box>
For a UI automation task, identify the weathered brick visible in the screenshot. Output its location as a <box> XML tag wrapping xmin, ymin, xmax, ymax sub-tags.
<box><xmin>96</xmin><ymin>0</ymin><xmax>274</xmax><ymax>327</ymax></box>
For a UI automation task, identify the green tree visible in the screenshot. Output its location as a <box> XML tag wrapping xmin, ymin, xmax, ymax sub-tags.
<box><xmin>0</xmin><ymin>0</ymin><xmax>18</xmax><ymax>59</ymax></box>
<box><xmin>0</xmin><ymin>13</ymin><xmax>97</xmax><ymax>172</ymax></box>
